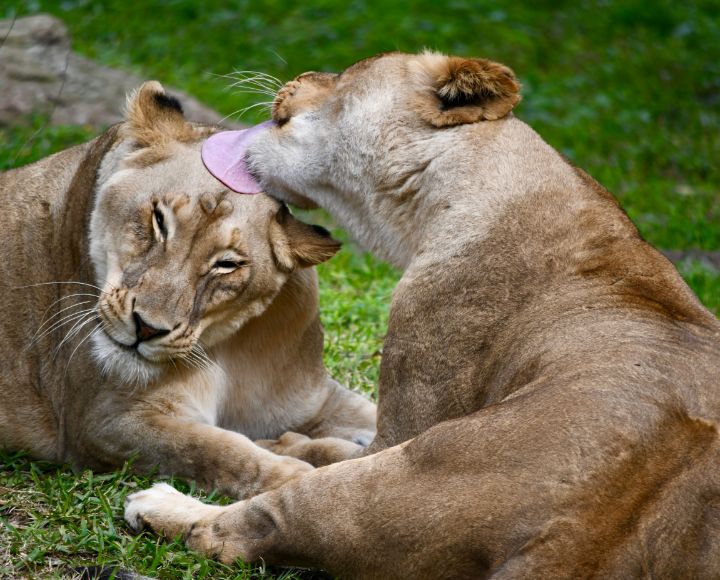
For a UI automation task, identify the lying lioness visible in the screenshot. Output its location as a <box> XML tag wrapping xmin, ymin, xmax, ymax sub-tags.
<box><xmin>126</xmin><ymin>53</ymin><xmax>720</xmax><ymax>577</ymax></box>
<box><xmin>0</xmin><ymin>81</ymin><xmax>375</xmax><ymax>499</ymax></box>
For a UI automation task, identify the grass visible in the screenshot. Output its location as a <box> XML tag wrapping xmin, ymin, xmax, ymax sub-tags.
<box><xmin>0</xmin><ymin>0</ymin><xmax>718</xmax><ymax>577</ymax></box>
<box><xmin>0</xmin><ymin>452</ymin><xmax>313</xmax><ymax>579</ymax></box>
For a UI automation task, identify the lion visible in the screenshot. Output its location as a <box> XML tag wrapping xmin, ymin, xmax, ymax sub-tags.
<box><xmin>0</xmin><ymin>81</ymin><xmax>375</xmax><ymax>499</ymax></box>
<box><xmin>126</xmin><ymin>52</ymin><xmax>720</xmax><ymax>578</ymax></box>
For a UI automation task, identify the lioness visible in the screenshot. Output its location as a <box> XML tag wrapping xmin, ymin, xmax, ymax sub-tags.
<box><xmin>0</xmin><ymin>81</ymin><xmax>375</xmax><ymax>499</ymax></box>
<box><xmin>126</xmin><ymin>53</ymin><xmax>720</xmax><ymax>578</ymax></box>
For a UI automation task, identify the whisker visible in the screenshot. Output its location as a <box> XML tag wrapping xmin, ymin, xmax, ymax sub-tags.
<box><xmin>27</xmin><ymin>308</ymin><xmax>97</xmax><ymax>349</ymax></box>
<box><xmin>14</xmin><ymin>281</ymin><xmax>111</xmax><ymax>295</ymax></box>
<box><xmin>222</xmin><ymin>75</ymin><xmax>283</xmax><ymax>99</ymax></box>
<box><xmin>229</xmin><ymin>70</ymin><xmax>284</xmax><ymax>87</ymax></box>
<box><xmin>63</xmin><ymin>312</ymin><xmax>100</xmax><ymax>343</ymax></box>
<box><xmin>231</xmin><ymin>69</ymin><xmax>283</xmax><ymax>80</ymax></box>
<box><xmin>64</xmin><ymin>324</ymin><xmax>101</xmax><ymax>377</ymax></box>
<box><xmin>231</xmin><ymin>84</ymin><xmax>279</xmax><ymax>98</ymax></box>
<box><xmin>177</xmin><ymin>351</ymin><xmax>197</xmax><ymax>370</ymax></box>
<box><xmin>195</xmin><ymin>342</ymin><xmax>210</xmax><ymax>359</ymax></box>
<box><xmin>186</xmin><ymin>350</ymin><xmax>207</xmax><ymax>372</ymax></box>
<box><xmin>217</xmin><ymin>108</ymin><xmax>245</xmax><ymax>126</ymax></box>
<box><xmin>227</xmin><ymin>85</ymin><xmax>277</xmax><ymax>99</ymax></box>
<box><xmin>41</xmin><ymin>293</ymin><xmax>101</xmax><ymax>316</ymax></box>
<box><xmin>266</xmin><ymin>49</ymin><xmax>288</xmax><ymax>66</ymax></box>
<box><xmin>191</xmin><ymin>349</ymin><xmax>213</xmax><ymax>373</ymax></box>
<box><xmin>232</xmin><ymin>101</ymin><xmax>274</xmax><ymax>120</ymax></box>
<box><xmin>194</xmin><ymin>342</ymin><xmax>223</xmax><ymax>375</ymax></box>
<box><xmin>26</xmin><ymin>288</ymin><xmax>100</xmax><ymax>333</ymax></box>
<box><xmin>32</xmin><ymin>300</ymin><xmax>94</xmax><ymax>341</ymax></box>
<box><xmin>194</xmin><ymin>345</ymin><xmax>206</xmax><ymax>360</ymax></box>
<box><xmin>126</xmin><ymin>380</ymin><xmax>142</xmax><ymax>398</ymax></box>
<box><xmin>181</xmin><ymin>353</ymin><xmax>202</xmax><ymax>372</ymax></box>
<box><xmin>216</xmin><ymin>100</ymin><xmax>274</xmax><ymax>125</ymax></box>
<box><xmin>54</xmin><ymin>313</ymin><xmax>99</xmax><ymax>358</ymax></box>
<box><xmin>227</xmin><ymin>77</ymin><xmax>280</xmax><ymax>92</ymax></box>
<box><xmin>217</xmin><ymin>79</ymin><xmax>279</xmax><ymax>98</ymax></box>
<box><xmin>214</xmin><ymin>69</ymin><xmax>281</xmax><ymax>81</ymax></box>
<box><xmin>227</xmin><ymin>74</ymin><xmax>280</xmax><ymax>86</ymax></box>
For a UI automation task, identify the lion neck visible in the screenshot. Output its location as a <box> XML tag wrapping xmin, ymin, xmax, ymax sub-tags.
<box><xmin>316</xmin><ymin>117</ymin><xmax>598</xmax><ymax>271</ymax></box>
<box><xmin>55</xmin><ymin>127</ymin><xmax>122</xmax><ymax>279</ymax></box>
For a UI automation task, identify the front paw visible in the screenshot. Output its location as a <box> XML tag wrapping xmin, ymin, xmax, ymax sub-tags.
<box><xmin>124</xmin><ymin>483</ymin><xmax>219</xmax><ymax>538</ymax></box>
<box><xmin>256</xmin><ymin>431</ymin><xmax>311</xmax><ymax>455</ymax></box>
<box><xmin>257</xmin><ymin>432</ymin><xmax>362</xmax><ymax>467</ymax></box>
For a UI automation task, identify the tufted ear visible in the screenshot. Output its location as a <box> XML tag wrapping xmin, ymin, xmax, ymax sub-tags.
<box><xmin>411</xmin><ymin>52</ymin><xmax>521</xmax><ymax>127</ymax></box>
<box><xmin>122</xmin><ymin>81</ymin><xmax>197</xmax><ymax>147</ymax></box>
<box><xmin>269</xmin><ymin>204</ymin><xmax>342</xmax><ymax>272</ymax></box>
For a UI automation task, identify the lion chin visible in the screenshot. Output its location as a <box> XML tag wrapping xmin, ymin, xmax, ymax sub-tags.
<box><xmin>91</xmin><ymin>330</ymin><xmax>165</xmax><ymax>387</ymax></box>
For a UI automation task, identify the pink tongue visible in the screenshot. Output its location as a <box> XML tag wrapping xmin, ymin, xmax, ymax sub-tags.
<box><xmin>201</xmin><ymin>120</ymin><xmax>274</xmax><ymax>193</ymax></box>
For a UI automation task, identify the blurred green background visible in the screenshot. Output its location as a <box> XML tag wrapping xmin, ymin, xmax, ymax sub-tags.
<box><xmin>0</xmin><ymin>1</ymin><xmax>718</xmax><ymax>577</ymax></box>
<box><xmin>3</xmin><ymin>0</ymin><xmax>719</xmax><ymax>300</ymax></box>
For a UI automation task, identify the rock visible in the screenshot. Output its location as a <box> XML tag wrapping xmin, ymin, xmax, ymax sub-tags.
<box><xmin>0</xmin><ymin>14</ymin><xmax>238</xmax><ymax>128</ymax></box>
<box><xmin>662</xmin><ymin>250</ymin><xmax>720</xmax><ymax>273</ymax></box>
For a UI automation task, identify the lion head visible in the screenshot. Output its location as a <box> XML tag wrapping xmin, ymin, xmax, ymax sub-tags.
<box><xmin>90</xmin><ymin>82</ymin><xmax>340</xmax><ymax>385</ymax></box>
<box><xmin>201</xmin><ymin>52</ymin><xmax>521</xmax><ymax>267</ymax></box>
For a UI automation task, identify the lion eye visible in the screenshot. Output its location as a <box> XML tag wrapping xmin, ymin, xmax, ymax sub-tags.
<box><xmin>152</xmin><ymin>207</ymin><xmax>167</xmax><ymax>239</ymax></box>
<box><xmin>213</xmin><ymin>259</ymin><xmax>246</xmax><ymax>273</ymax></box>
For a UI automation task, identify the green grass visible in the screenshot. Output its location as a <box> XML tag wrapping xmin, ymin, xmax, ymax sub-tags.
<box><xmin>0</xmin><ymin>0</ymin><xmax>718</xmax><ymax>577</ymax></box>
<box><xmin>0</xmin><ymin>116</ymin><xmax>97</xmax><ymax>172</ymax></box>
<box><xmin>0</xmin><ymin>452</ymin><xmax>313</xmax><ymax>579</ymax></box>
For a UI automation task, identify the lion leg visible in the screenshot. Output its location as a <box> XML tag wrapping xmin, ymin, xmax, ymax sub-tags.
<box><xmin>124</xmin><ymin>398</ymin><xmax>558</xmax><ymax>577</ymax></box>
<box><xmin>256</xmin><ymin>378</ymin><xmax>376</xmax><ymax>466</ymax></box>
<box><xmin>125</xmin><ymin>483</ymin><xmax>284</xmax><ymax>566</ymax></box>
<box><xmin>125</xmin><ymin>373</ymin><xmax>720</xmax><ymax>578</ymax></box>
<box><xmin>84</xmin><ymin>407</ymin><xmax>313</xmax><ymax>499</ymax></box>
<box><xmin>125</xmin><ymin>435</ymin><xmax>444</xmax><ymax>575</ymax></box>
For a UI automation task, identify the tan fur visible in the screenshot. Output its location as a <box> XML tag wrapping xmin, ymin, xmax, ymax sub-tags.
<box><xmin>409</xmin><ymin>51</ymin><xmax>522</xmax><ymax>125</ymax></box>
<box><xmin>126</xmin><ymin>54</ymin><xmax>720</xmax><ymax>578</ymax></box>
<box><xmin>0</xmin><ymin>82</ymin><xmax>375</xmax><ymax>499</ymax></box>
<box><xmin>272</xmin><ymin>72</ymin><xmax>337</xmax><ymax>127</ymax></box>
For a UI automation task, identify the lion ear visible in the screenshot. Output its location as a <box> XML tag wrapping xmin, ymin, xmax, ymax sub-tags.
<box><xmin>269</xmin><ymin>204</ymin><xmax>341</xmax><ymax>272</ymax></box>
<box><xmin>412</xmin><ymin>52</ymin><xmax>521</xmax><ymax>127</ymax></box>
<box><xmin>123</xmin><ymin>81</ymin><xmax>195</xmax><ymax>146</ymax></box>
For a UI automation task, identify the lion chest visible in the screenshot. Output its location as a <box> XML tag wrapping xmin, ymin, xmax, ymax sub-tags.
<box><xmin>213</xmin><ymin>359</ymin><xmax>328</xmax><ymax>440</ymax></box>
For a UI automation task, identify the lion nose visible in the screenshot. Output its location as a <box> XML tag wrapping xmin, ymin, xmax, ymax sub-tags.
<box><xmin>133</xmin><ymin>312</ymin><xmax>171</xmax><ymax>343</ymax></box>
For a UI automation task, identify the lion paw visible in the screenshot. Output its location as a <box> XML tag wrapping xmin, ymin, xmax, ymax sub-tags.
<box><xmin>256</xmin><ymin>431</ymin><xmax>311</xmax><ymax>454</ymax></box>
<box><xmin>124</xmin><ymin>482</ymin><xmax>218</xmax><ymax>538</ymax></box>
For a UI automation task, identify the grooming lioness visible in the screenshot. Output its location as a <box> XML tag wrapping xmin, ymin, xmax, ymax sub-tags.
<box><xmin>126</xmin><ymin>53</ymin><xmax>720</xmax><ymax>577</ymax></box>
<box><xmin>0</xmin><ymin>82</ymin><xmax>375</xmax><ymax>498</ymax></box>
